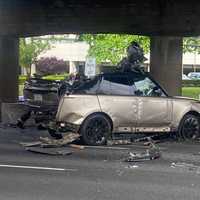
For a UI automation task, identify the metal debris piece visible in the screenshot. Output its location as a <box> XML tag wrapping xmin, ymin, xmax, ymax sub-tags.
<box><xmin>21</xmin><ymin>133</ymin><xmax>80</xmax><ymax>156</ymax></box>
<box><xmin>143</xmin><ymin>140</ymin><xmax>161</xmax><ymax>146</ymax></box>
<box><xmin>133</xmin><ymin>135</ymin><xmax>159</xmax><ymax>143</ymax></box>
<box><xmin>25</xmin><ymin>147</ymin><xmax>72</xmax><ymax>156</ymax></box>
<box><xmin>125</xmin><ymin>150</ymin><xmax>160</xmax><ymax>162</ymax></box>
<box><xmin>171</xmin><ymin>162</ymin><xmax>200</xmax><ymax>174</ymax></box>
<box><xmin>39</xmin><ymin>133</ymin><xmax>80</xmax><ymax>147</ymax></box>
<box><xmin>125</xmin><ymin>138</ymin><xmax>161</xmax><ymax>162</ymax></box>
<box><xmin>133</xmin><ymin>133</ymin><xmax>172</xmax><ymax>145</ymax></box>
<box><xmin>107</xmin><ymin>139</ymin><xmax>132</xmax><ymax>146</ymax></box>
<box><xmin>20</xmin><ymin>141</ymin><xmax>42</xmax><ymax>147</ymax></box>
<box><xmin>69</xmin><ymin>144</ymin><xmax>85</xmax><ymax>150</ymax></box>
<box><xmin>125</xmin><ymin>165</ymin><xmax>139</xmax><ymax>169</ymax></box>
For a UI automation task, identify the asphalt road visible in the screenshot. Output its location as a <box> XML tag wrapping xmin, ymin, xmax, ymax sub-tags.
<box><xmin>0</xmin><ymin>126</ymin><xmax>200</xmax><ymax>200</ymax></box>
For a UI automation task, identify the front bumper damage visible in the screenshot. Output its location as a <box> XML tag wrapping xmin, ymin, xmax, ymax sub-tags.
<box><xmin>48</xmin><ymin>120</ymin><xmax>80</xmax><ymax>134</ymax></box>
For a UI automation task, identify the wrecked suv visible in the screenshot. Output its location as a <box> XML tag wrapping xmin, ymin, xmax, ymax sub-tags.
<box><xmin>54</xmin><ymin>71</ymin><xmax>200</xmax><ymax>145</ymax></box>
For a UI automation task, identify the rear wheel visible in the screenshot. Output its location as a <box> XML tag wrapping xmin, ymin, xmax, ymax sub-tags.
<box><xmin>80</xmin><ymin>114</ymin><xmax>111</xmax><ymax>145</ymax></box>
<box><xmin>179</xmin><ymin>114</ymin><xmax>200</xmax><ymax>140</ymax></box>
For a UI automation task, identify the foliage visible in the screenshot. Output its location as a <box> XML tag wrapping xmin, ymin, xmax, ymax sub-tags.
<box><xmin>42</xmin><ymin>74</ymin><xmax>68</xmax><ymax>81</ymax></box>
<box><xmin>80</xmin><ymin>35</ymin><xmax>200</xmax><ymax>64</ymax></box>
<box><xmin>18</xmin><ymin>74</ymin><xmax>68</xmax><ymax>85</ymax></box>
<box><xmin>182</xmin><ymin>87</ymin><xmax>200</xmax><ymax>99</ymax></box>
<box><xmin>182</xmin><ymin>79</ymin><xmax>200</xmax><ymax>87</ymax></box>
<box><xmin>19</xmin><ymin>37</ymin><xmax>51</xmax><ymax>77</ymax></box>
<box><xmin>79</xmin><ymin>34</ymin><xmax>150</xmax><ymax>64</ymax></box>
<box><xmin>19</xmin><ymin>75</ymin><xmax>28</xmax><ymax>85</ymax></box>
<box><xmin>183</xmin><ymin>37</ymin><xmax>200</xmax><ymax>53</ymax></box>
<box><xmin>36</xmin><ymin>57</ymin><xmax>69</xmax><ymax>75</ymax></box>
<box><xmin>19</xmin><ymin>34</ymin><xmax>80</xmax><ymax>77</ymax></box>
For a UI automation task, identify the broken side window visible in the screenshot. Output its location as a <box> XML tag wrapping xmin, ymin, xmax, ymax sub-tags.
<box><xmin>98</xmin><ymin>74</ymin><xmax>132</xmax><ymax>96</ymax></box>
<box><xmin>73</xmin><ymin>76</ymin><xmax>100</xmax><ymax>94</ymax></box>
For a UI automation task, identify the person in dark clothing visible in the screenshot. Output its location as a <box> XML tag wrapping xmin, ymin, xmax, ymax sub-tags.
<box><xmin>117</xmin><ymin>41</ymin><xmax>147</xmax><ymax>72</ymax></box>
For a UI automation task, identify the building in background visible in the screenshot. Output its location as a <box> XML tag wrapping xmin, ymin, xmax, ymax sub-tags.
<box><xmin>38</xmin><ymin>41</ymin><xmax>89</xmax><ymax>75</ymax></box>
<box><xmin>144</xmin><ymin>53</ymin><xmax>200</xmax><ymax>74</ymax></box>
<box><xmin>25</xmin><ymin>38</ymin><xmax>200</xmax><ymax>76</ymax></box>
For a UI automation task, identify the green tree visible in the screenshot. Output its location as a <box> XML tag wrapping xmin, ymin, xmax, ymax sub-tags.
<box><xmin>183</xmin><ymin>37</ymin><xmax>200</xmax><ymax>53</ymax></box>
<box><xmin>80</xmin><ymin>35</ymin><xmax>200</xmax><ymax>64</ymax></box>
<box><xmin>79</xmin><ymin>34</ymin><xmax>150</xmax><ymax>64</ymax></box>
<box><xmin>19</xmin><ymin>37</ymin><xmax>51</xmax><ymax>77</ymax></box>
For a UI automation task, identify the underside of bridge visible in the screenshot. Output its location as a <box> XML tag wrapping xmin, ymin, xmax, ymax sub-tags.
<box><xmin>0</xmin><ymin>0</ymin><xmax>199</xmax><ymax>106</ymax></box>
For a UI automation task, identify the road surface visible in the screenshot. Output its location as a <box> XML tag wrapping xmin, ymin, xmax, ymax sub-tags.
<box><xmin>0</xmin><ymin>126</ymin><xmax>200</xmax><ymax>200</ymax></box>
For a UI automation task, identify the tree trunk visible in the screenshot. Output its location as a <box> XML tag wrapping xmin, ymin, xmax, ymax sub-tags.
<box><xmin>26</xmin><ymin>65</ymin><xmax>31</xmax><ymax>78</ymax></box>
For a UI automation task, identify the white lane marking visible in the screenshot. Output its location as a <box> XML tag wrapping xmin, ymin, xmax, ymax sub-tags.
<box><xmin>0</xmin><ymin>164</ymin><xmax>77</xmax><ymax>172</ymax></box>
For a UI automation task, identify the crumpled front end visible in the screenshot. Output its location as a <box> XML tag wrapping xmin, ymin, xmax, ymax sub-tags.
<box><xmin>56</xmin><ymin>94</ymin><xmax>101</xmax><ymax>131</ymax></box>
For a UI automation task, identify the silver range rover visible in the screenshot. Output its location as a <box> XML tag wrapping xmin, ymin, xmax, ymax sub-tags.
<box><xmin>55</xmin><ymin>71</ymin><xmax>200</xmax><ymax>145</ymax></box>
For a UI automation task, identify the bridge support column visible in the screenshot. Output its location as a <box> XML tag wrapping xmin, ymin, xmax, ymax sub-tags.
<box><xmin>150</xmin><ymin>37</ymin><xmax>182</xmax><ymax>96</ymax></box>
<box><xmin>0</xmin><ymin>37</ymin><xmax>19</xmax><ymax>104</ymax></box>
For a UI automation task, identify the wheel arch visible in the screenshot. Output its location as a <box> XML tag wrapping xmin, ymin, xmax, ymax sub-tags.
<box><xmin>178</xmin><ymin>110</ymin><xmax>200</xmax><ymax>129</ymax></box>
<box><xmin>178</xmin><ymin>110</ymin><xmax>200</xmax><ymax>139</ymax></box>
<box><xmin>78</xmin><ymin>112</ymin><xmax>113</xmax><ymax>133</ymax></box>
<box><xmin>181</xmin><ymin>110</ymin><xmax>200</xmax><ymax>120</ymax></box>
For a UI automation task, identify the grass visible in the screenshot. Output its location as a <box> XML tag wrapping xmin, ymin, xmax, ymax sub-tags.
<box><xmin>19</xmin><ymin>74</ymin><xmax>69</xmax><ymax>84</ymax></box>
<box><xmin>182</xmin><ymin>87</ymin><xmax>200</xmax><ymax>99</ymax></box>
<box><xmin>42</xmin><ymin>74</ymin><xmax>68</xmax><ymax>81</ymax></box>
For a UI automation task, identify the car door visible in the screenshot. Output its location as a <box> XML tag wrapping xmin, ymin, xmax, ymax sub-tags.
<box><xmin>97</xmin><ymin>74</ymin><xmax>138</xmax><ymax>133</ymax></box>
<box><xmin>128</xmin><ymin>73</ymin><xmax>172</xmax><ymax>132</ymax></box>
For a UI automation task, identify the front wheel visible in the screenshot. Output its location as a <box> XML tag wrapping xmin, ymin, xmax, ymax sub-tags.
<box><xmin>80</xmin><ymin>114</ymin><xmax>111</xmax><ymax>146</ymax></box>
<box><xmin>178</xmin><ymin>114</ymin><xmax>200</xmax><ymax>140</ymax></box>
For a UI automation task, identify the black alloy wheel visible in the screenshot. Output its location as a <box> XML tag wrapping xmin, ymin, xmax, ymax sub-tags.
<box><xmin>179</xmin><ymin>114</ymin><xmax>200</xmax><ymax>140</ymax></box>
<box><xmin>81</xmin><ymin>114</ymin><xmax>111</xmax><ymax>146</ymax></box>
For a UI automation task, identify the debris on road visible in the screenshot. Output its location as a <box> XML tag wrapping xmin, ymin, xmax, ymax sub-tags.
<box><xmin>39</xmin><ymin>133</ymin><xmax>80</xmax><ymax>147</ymax></box>
<box><xmin>69</xmin><ymin>144</ymin><xmax>85</xmax><ymax>150</ymax></box>
<box><xmin>133</xmin><ymin>133</ymin><xmax>172</xmax><ymax>144</ymax></box>
<box><xmin>171</xmin><ymin>162</ymin><xmax>200</xmax><ymax>174</ymax></box>
<box><xmin>20</xmin><ymin>141</ymin><xmax>42</xmax><ymax>147</ymax></box>
<box><xmin>143</xmin><ymin>139</ymin><xmax>161</xmax><ymax>146</ymax></box>
<box><xmin>25</xmin><ymin>147</ymin><xmax>72</xmax><ymax>156</ymax></box>
<box><xmin>107</xmin><ymin>139</ymin><xmax>132</xmax><ymax>145</ymax></box>
<box><xmin>125</xmin><ymin>138</ymin><xmax>161</xmax><ymax>162</ymax></box>
<box><xmin>125</xmin><ymin>165</ymin><xmax>139</xmax><ymax>169</ymax></box>
<box><xmin>20</xmin><ymin>133</ymin><xmax>82</xmax><ymax>155</ymax></box>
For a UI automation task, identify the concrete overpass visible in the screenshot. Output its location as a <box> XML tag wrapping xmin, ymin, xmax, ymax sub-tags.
<box><xmin>0</xmin><ymin>0</ymin><xmax>199</xmax><ymax>105</ymax></box>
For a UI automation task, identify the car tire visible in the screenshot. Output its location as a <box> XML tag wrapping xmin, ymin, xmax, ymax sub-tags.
<box><xmin>80</xmin><ymin>114</ymin><xmax>112</xmax><ymax>146</ymax></box>
<box><xmin>48</xmin><ymin>128</ymin><xmax>63</xmax><ymax>140</ymax></box>
<box><xmin>178</xmin><ymin>114</ymin><xmax>200</xmax><ymax>140</ymax></box>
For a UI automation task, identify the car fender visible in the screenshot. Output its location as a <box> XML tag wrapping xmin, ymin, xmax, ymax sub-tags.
<box><xmin>171</xmin><ymin>99</ymin><xmax>200</xmax><ymax>130</ymax></box>
<box><xmin>56</xmin><ymin>94</ymin><xmax>101</xmax><ymax>125</ymax></box>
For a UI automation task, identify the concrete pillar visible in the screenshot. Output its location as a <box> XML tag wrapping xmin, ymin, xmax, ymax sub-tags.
<box><xmin>150</xmin><ymin>37</ymin><xmax>182</xmax><ymax>96</ymax></box>
<box><xmin>0</xmin><ymin>37</ymin><xmax>19</xmax><ymax>103</ymax></box>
